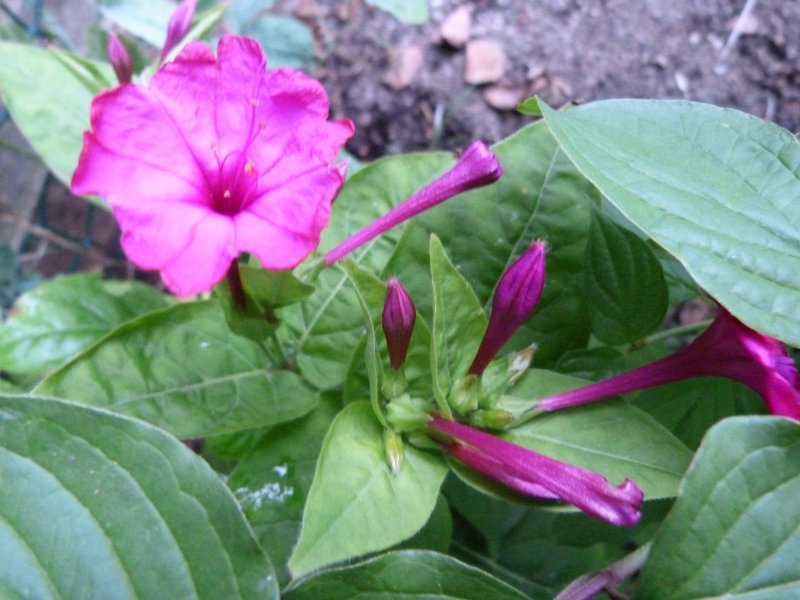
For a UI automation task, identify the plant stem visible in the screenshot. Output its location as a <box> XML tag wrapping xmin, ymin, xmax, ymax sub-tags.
<box><xmin>226</xmin><ymin>259</ymin><xmax>246</xmax><ymax>308</ymax></box>
<box><xmin>639</xmin><ymin>319</ymin><xmax>711</xmax><ymax>347</ymax></box>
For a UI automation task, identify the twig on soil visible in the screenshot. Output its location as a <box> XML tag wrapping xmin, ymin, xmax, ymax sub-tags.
<box><xmin>714</xmin><ymin>0</ymin><xmax>760</xmax><ymax>75</ymax></box>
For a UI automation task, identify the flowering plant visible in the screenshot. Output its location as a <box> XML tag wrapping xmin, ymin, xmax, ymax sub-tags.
<box><xmin>0</xmin><ymin>3</ymin><xmax>799</xmax><ymax>599</ymax></box>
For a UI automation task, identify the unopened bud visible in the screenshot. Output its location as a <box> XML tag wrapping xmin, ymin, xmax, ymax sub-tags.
<box><xmin>383</xmin><ymin>429</ymin><xmax>404</xmax><ymax>475</ymax></box>
<box><xmin>107</xmin><ymin>33</ymin><xmax>132</xmax><ymax>84</ymax></box>
<box><xmin>468</xmin><ymin>409</ymin><xmax>514</xmax><ymax>430</ymax></box>
<box><xmin>160</xmin><ymin>0</ymin><xmax>198</xmax><ymax>62</ymax></box>
<box><xmin>469</xmin><ymin>241</ymin><xmax>546</xmax><ymax>376</ymax></box>
<box><xmin>449</xmin><ymin>374</ymin><xmax>482</xmax><ymax>415</ymax></box>
<box><xmin>382</xmin><ymin>278</ymin><xmax>416</xmax><ymax>370</ymax></box>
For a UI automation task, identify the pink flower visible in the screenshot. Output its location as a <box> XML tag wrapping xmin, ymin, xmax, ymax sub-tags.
<box><xmin>72</xmin><ymin>35</ymin><xmax>354</xmax><ymax>295</ymax></box>
<box><xmin>536</xmin><ymin>307</ymin><xmax>800</xmax><ymax>420</ymax></box>
<box><xmin>468</xmin><ymin>241</ymin><xmax>546</xmax><ymax>375</ymax></box>
<box><xmin>429</xmin><ymin>415</ymin><xmax>643</xmax><ymax>527</ymax></box>
<box><xmin>324</xmin><ymin>141</ymin><xmax>502</xmax><ymax>265</ymax></box>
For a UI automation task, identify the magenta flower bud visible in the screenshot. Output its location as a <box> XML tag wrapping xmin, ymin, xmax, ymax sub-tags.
<box><xmin>535</xmin><ymin>306</ymin><xmax>800</xmax><ymax>420</ymax></box>
<box><xmin>107</xmin><ymin>33</ymin><xmax>132</xmax><ymax>84</ymax></box>
<box><xmin>160</xmin><ymin>0</ymin><xmax>198</xmax><ymax>63</ymax></box>
<box><xmin>469</xmin><ymin>241</ymin><xmax>546</xmax><ymax>376</ymax></box>
<box><xmin>429</xmin><ymin>415</ymin><xmax>643</xmax><ymax>527</ymax></box>
<box><xmin>325</xmin><ymin>141</ymin><xmax>502</xmax><ymax>265</ymax></box>
<box><xmin>382</xmin><ymin>278</ymin><xmax>416</xmax><ymax>370</ymax></box>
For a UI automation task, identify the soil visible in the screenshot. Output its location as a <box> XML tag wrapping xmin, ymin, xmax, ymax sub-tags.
<box><xmin>2</xmin><ymin>0</ymin><xmax>800</xmax><ymax>283</ymax></box>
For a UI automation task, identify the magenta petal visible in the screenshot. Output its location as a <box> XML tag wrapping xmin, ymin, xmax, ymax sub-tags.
<box><xmin>430</xmin><ymin>416</ymin><xmax>643</xmax><ymax>527</ymax></box>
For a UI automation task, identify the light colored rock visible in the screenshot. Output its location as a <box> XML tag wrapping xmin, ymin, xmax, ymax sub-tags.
<box><xmin>465</xmin><ymin>38</ymin><xmax>507</xmax><ymax>84</ymax></box>
<box><xmin>439</xmin><ymin>6</ymin><xmax>471</xmax><ymax>48</ymax></box>
<box><xmin>383</xmin><ymin>45</ymin><xmax>424</xmax><ymax>90</ymax></box>
<box><xmin>483</xmin><ymin>84</ymin><xmax>526</xmax><ymax>111</ymax></box>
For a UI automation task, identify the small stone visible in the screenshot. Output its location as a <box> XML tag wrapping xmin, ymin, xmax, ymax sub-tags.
<box><xmin>440</xmin><ymin>6</ymin><xmax>471</xmax><ymax>48</ymax></box>
<box><xmin>383</xmin><ymin>45</ymin><xmax>424</xmax><ymax>90</ymax></box>
<box><xmin>483</xmin><ymin>84</ymin><xmax>526</xmax><ymax>110</ymax></box>
<box><xmin>465</xmin><ymin>38</ymin><xmax>507</xmax><ymax>84</ymax></box>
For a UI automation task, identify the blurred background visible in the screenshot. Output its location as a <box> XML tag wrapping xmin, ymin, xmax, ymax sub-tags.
<box><xmin>1</xmin><ymin>0</ymin><xmax>797</xmax><ymax>308</ymax></box>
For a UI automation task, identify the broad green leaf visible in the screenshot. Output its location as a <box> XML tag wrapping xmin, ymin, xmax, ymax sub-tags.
<box><xmin>0</xmin><ymin>394</ymin><xmax>276</xmax><ymax>599</ymax></box>
<box><xmin>397</xmin><ymin>494</ymin><xmax>453</xmax><ymax>553</ymax></box>
<box><xmin>285</xmin><ymin>550</ymin><xmax>528</xmax><ymax>600</ymax></box>
<box><xmin>0</xmin><ymin>43</ymin><xmax>94</xmax><ymax>186</ymax></box>
<box><xmin>50</xmin><ymin>47</ymin><xmax>114</xmax><ymax>94</ymax></box>
<box><xmin>502</xmin><ymin>370</ymin><xmax>693</xmax><ymax>500</ymax></box>
<box><xmin>227</xmin><ymin>0</ymin><xmax>276</xmax><ymax>31</ymax></box>
<box><xmin>241</xmin><ymin>16</ymin><xmax>315</xmax><ymax>70</ymax></box>
<box><xmin>540</xmin><ymin>99</ymin><xmax>800</xmax><ymax>346</ymax></box>
<box><xmin>389</xmin><ymin>121</ymin><xmax>597</xmax><ymax>363</ymax></box>
<box><xmin>365</xmin><ymin>0</ymin><xmax>430</xmax><ymax>24</ymax></box>
<box><xmin>289</xmin><ymin>402</ymin><xmax>448</xmax><ymax>578</ymax></box>
<box><xmin>36</xmin><ymin>300</ymin><xmax>317</xmax><ymax>438</ymax></box>
<box><xmin>638</xmin><ymin>416</ymin><xmax>800</xmax><ymax>599</ymax></box>
<box><xmin>430</xmin><ymin>235</ymin><xmax>487</xmax><ymax>410</ymax></box>
<box><xmin>97</xmin><ymin>0</ymin><xmax>174</xmax><ymax>47</ymax></box>
<box><xmin>632</xmin><ymin>377</ymin><xmax>765</xmax><ymax>450</ymax></box>
<box><xmin>282</xmin><ymin>152</ymin><xmax>451</xmax><ymax>389</ymax></box>
<box><xmin>584</xmin><ymin>210</ymin><xmax>668</xmax><ymax>344</ymax></box>
<box><xmin>0</xmin><ymin>273</ymin><xmax>168</xmax><ymax>377</ymax></box>
<box><xmin>229</xmin><ymin>394</ymin><xmax>340</xmax><ymax>586</ymax></box>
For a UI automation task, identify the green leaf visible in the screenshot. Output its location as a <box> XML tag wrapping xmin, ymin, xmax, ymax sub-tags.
<box><xmin>242</xmin><ymin>266</ymin><xmax>315</xmax><ymax>308</ymax></box>
<box><xmin>516</xmin><ymin>96</ymin><xmax>542</xmax><ymax>116</ymax></box>
<box><xmin>637</xmin><ymin>416</ymin><xmax>800</xmax><ymax>598</ymax></box>
<box><xmin>388</xmin><ymin>121</ymin><xmax>597</xmax><ymax>364</ymax></box>
<box><xmin>50</xmin><ymin>47</ymin><xmax>115</xmax><ymax>94</ymax></box>
<box><xmin>540</xmin><ymin>99</ymin><xmax>800</xmax><ymax>346</ymax></box>
<box><xmin>97</xmin><ymin>0</ymin><xmax>175</xmax><ymax>47</ymax></box>
<box><xmin>288</xmin><ymin>402</ymin><xmax>448</xmax><ymax>578</ymax></box>
<box><xmin>584</xmin><ymin>210</ymin><xmax>668</xmax><ymax>344</ymax></box>
<box><xmin>632</xmin><ymin>377</ymin><xmax>765</xmax><ymax>450</ymax></box>
<box><xmin>0</xmin><ymin>42</ymin><xmax>94</xmax><ymax>187</ymax></box>
<box><xmin>0</xmin><ymin>273</ymin><xmax>168</xmax><ymax>377</ymax></box>
<box><xmin>241</xmin><ymin>15</ymin><xmax>315</xmax><ymax>70</ymax></box>
<box><xmin>365</xmin><ymin>0</ymin><xmax>430</xmax><ymax>24</ymax></box>
<box><xmin>229</xmin><ymin>394</ymin><xmax>340</xmax><ymax>587</ymax></box>
<box><xmin>502</xmin><ymin>370</ymin><xmax>693</xmax><ymax>500</ymax></box>
<box><xmin>397</xmin><ymin>494</ymin><xmax>453</xmax><ymax>553</ymax></box>
<box><xmin>285</xmin><ymin>550</ymin><xmax>527</xmax><ymax>600</ymax></box>
<box><xmin>0</xmin><ymin>394</ymin><xmax>276</xmax><ymax>599</ymax></box>
<box><xmin>282</xmin><ymin>152</ymin><xmax>451</xmax><ymax>389</ymax></box>
<box><xmin>227</xmin><ymin>0</ymin><xmax>277</xmax><ymax>31</ymax></box>
<box><xmin>429</xmin><ymin>235</ymin><xmax>487</xmax><ymax>410</ymax></box>
<box><xmin>36</xmin><ymin>300</ymin><xmax>318</xmax><ymax>438</ymax></box>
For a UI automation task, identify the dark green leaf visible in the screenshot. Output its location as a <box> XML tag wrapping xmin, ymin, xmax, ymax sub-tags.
<box><xmin>584</xmin><ymin>210</ymin><xmax>668</xmax><ymax>344</ymax></box>
<box><xmin>397</xmin><ymin>494</ymin><xmax>453</xmax><ymax>553</ymax></box>
<box><xmin>36</xmin><ymin>300</ymin><xmax>317</xmax><ymax>438</ymax></box>
<box><xmin>0</xmin><ymin>273</ymin><xmax>168</xmax><ymax>377</ymax></box>
<box><xmin>0</xmin><ymin>394</ymin><xmax>276</xmax><ymax>599</ymax></box>
<box><xmin>228</xmin><ymin>394</ymin><xmax>340</xmax><ymax>587</ymax></box>
<box><xmin>288</xmin><ymin>402</ymin><xmax>448</xmax><ymax>578</ymax></box>
<box><xmin>541</xmin><ymin>99</ymin><xmax>800</xmax><ymax>346</ymax></box>
<box><xmin>638</xmin><ymin>416</ymin><xmax>800</xmax><ymax>598</ymax></box>
<box><xmin>285</xmin><ymin>550</ymin><xmax>528</xmax><ymax>600</ymax></box>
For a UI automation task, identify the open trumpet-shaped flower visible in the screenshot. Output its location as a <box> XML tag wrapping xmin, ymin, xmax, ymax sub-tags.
<box><xmin>72</xmin><ymin>35</ymin><xmax>354</xmax><ymax>295</ymax></box>
<box><xmin>536</xmin><ymin>307</ymin><xmax>800</xmax><ymax>420</ymax></box>
<box><xmin>429</xmin><ymin>415</ymin><xmax>643</xmax><ymax>527</ymax></box>
<box><xmin>324</xmin><ymin>141</ymin><xmax>502</xmax><ymax>265</ymax></box>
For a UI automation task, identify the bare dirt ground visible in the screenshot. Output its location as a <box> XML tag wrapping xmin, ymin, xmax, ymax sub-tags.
<box><xmin>1</xmin><ymin>0</ymin><xmax>799</xmax><ymax>287</ymax></box>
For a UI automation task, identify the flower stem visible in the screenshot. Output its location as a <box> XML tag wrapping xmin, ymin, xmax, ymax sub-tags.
<box><xmin>226</xmin><ymin>259</ymin><xmax>247</xmax><ymax>308</ymax></box>
<box><xmin>638</xmin><ymin>319</ymin><xmax>712</xmax><ymax>347</ymax></box>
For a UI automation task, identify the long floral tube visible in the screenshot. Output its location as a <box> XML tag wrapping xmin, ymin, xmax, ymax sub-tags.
<box><xmin>534</xmin><ymin>307</ymin><xmax>800</xmax><ymax>420</ymax></box>
<box><xmin>324</xmin><ymin>141</ymin><xmax>502</xmax><ymax>265</ymax></box>
<box><xmin>430</xmin><ymin>416</ymin><xmax>643</xmax><ymax>527</ymax></box>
